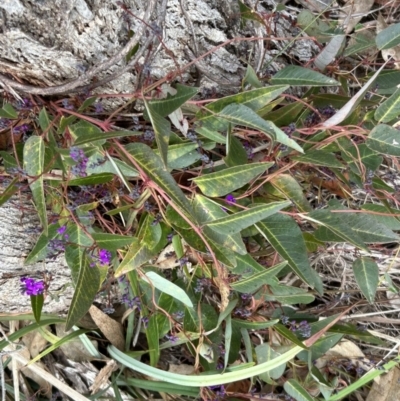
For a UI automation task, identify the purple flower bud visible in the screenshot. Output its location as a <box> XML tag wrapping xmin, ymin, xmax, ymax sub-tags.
<box><xmin>20</xmin><ymin>277</ymin><xmax>45</xmax><ymax>296</ymax></box>
<box><xmin>99</xmin><ymin>249</ymin><xmax>111</xmax><ymax>265</ymax></box>
<box><xmin>225</xmin><ymin>194</ymin><xmax>236</xmax><ymax>204</ymax></box>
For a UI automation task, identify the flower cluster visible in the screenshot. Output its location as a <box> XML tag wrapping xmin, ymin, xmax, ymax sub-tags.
<box><xmin>194</xmin><ymin>277</ymin><xmax>212</xmax><ymax>293</ymax></box>
<box><xmin>225</xmin><ymin>194</ymin><xmax>236</xmax><ymax>204</ymax></box>
<box><xmin>70</xmin><ymin>147</ymin><xmax>89</xmax><ymax>177</ymax></box>
<box><xmin>281</xmin><ymin>316</ymin><xmax>311</xmax><ymax>338</ymax></box>
<box><xmin>20</xmin><ymin>277</ymin><xmax>45</xmax><ymax>296</ymax></box>
<box><xmin>98</xmin><ymin>249</ymin><xmax>112</xmax><ymax>265</ymax></box>
<box><xmin>47</xmin><ymin>225</ymin><xmax>69</xmax><ymax>258</ymax></box>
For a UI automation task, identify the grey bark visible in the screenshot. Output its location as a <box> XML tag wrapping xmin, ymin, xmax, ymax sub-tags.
<box><xmin>0</xmin><ymin>0</ymin><xmax>318</xmax><ymax>314</ymax></box>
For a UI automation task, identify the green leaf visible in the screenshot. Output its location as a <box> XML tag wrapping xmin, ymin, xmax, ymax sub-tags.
<box><xmin>143</xmin><ymin>271</ymin><xmax>193</xmax><ymax>308</ymax></box>
<box><xmin>256</xmin><ymin>214</ymin><xmax>322</xmax><ymax>291</ymax></box>
<box><xmin>23</xmin><ymin>136</ymin><xmax>48</xmax><ymax>234</ymax></box>
<box><xmin>0</xmin><ymin>177</ymin><xmax>20</xmax><ymax>207</ymax></box>
<box><xmin>361</xmin><ymin>204</ymin><xmax>400</xmax><ymax>230</ymax></box>
<box><xmin>284</xmin><ymin>379</ymin><xmax>315</xmax><ymax>401</ymax></box>
<box><xmin>69</xmin><ymin>120</ymin><xmax>103</xmax><ymax>144</ymax></box>
<box><xmin>319</xmin><ymin>200</ymin><xmax>399</xmax><ymax>244</ymax></box>
<box><xmin>243</xmin><ymin>64</ymin><xmax>263</xmax><ymax>88</ymax></box>
<box><xmin>92</xmin><ymin>233</ymin><xmax>135</xmax><ymax>251</ymax></box>
<box><xmin>375</xmin><ymin>88</ymin><xmax>400</xmax><ymax>122</ymax></box>
<box><xmin>147</xmin><ymin>84</ymin><xmax>198</xmax><ymax>117</ymax></box>
<box><xmin>64</xmin><ymin>225</ymin><xmax>94</xmax><ymax>284</ymax></box>
<box><xmin>201</xmin><ymin>86</ymin><xmax>289</xmax><ymax>117</ymax></box>
<box><xmin>125</xmin><ymin>143</ymin><xmax>193</xmax><ymax>215</ymax></box>
<box><xmin>138</xmin><ymin>214</ymin><xmax>162</xmax><ymax>249</ymax></box>
<box><xmin>256</xmin><ymin>343</ymin><xmax>287</xmax><ymax>381</ymax></box>
<box><xmin>267</xmin><ymin>174</ymin><xmax>311</xmax><ymax>213</ymax></box>
<box><xmin>224</xmin><ymin>130</ymin><xmax>248</xmax><ymax>167</ymax></box>
<box><xmin>67</xmin><ymin>173</ymin><xmax>114</xmax><ymax>186</ymax></box>
<box><xmin>147</xmin><ymin>314</ymin><xmax>160</xmax><ymax>367</ymax></box>
<box><xmin>143</xmin><ymin>99</ymin><xmax>171</xmax><ymax>167</ymax></box>
<box><xmin>292</xmin><ymin>150</ymin><xmax>344</xmax><ymax>168</ymax></box>
<box><xmin>77</xmin><ymin>96</ymin><xmax>97</xmax><ymax>112</ymax></box>
<box><xmin>231</xmin><ymin>261</ymin><xmax>288</xmax><ymax>293</ymax></box>
<box><xmin>31</xmin><ymin>295</ymin><xmax>44</xmax><ymax>324</ymax></box>
<box><xmin>231</xmin><ymin>319</ymin><xmax>278</xmax><ymax>330</ymax></box>
<box><xmin>263</xmin><ymin>102</ymin><xmax>304</xmax><ymax>126</ymax></box>
<box><xmin>115</xmin><ymin>239</ymin><xmax>154</xmax><ymax>277</ymax></box>
<box><xmin>215</xmin><ymin>104</ymin><xmax>304</xmax><ymax>152</ymax></box>
<box><xmin>109</xmin><ymin>344</ymin><xmax>303</xmax><ymax>386</ymax></box>
<box><xmin>308</xmin><ymin>209</ymin><xmax>368</xmax><ymax>251</ymax></box>
<box><xmin>65</xmin><ymin>255</ymin><xmax>101</xmax><ymax>330</ymax></box>
<box><xmin>238</xmin><ymin>0</ymin><xmax>264</xmax><ymax>24</ymax></box>
<box><xmin>74</xmin><ymin>130</ymin><xmax>142</xmax><ymax>146</ymax></box>
<box><xmin>38</xmin><ymin>107</ymin><xmax>53</xmax><ymax>131</ymax></box>
<box><xmin>353</xmin><ymin>257</ymin><xmax>379</xmax><ymax>304</ymax></box>
<box><xmin>376</xmin><ymin>22</ymin><xmax>400</xmax><ymax>50</ymax></box>
<box><xmin>265</xmin><ymin>285</ymin><xmax>316</xmax><ymax>304</ymax></box>
<box><xmin>25</xmin><ymin>224</ymin><xmax>61</xmax><ymax>264</ymax></box>
<box><xmin>270</xmin><ymin>65</ymin><xmax>339</xmax><ymax>86</ymax></box>
<box><xmin>193</xmin><ymin>162</ymin><xmax>271</xmax><ymax>197</ymax></box>
<box><xmin>0</xmin><ymin>103</ymin><xmax>18</xmax><ymax>119</ymax></box>
<box><xmin>231</xmin><ymin>253</ymin><xmax>267</xmax><ymax>276</ymax></box>
<box><xmin>206</xmin><ymin>201</ymin><xmax>291</xmax><ymax>235</ymax></box>
<box><xmin>344</xmin><ymin>32</ymin><xmax>376</xmax><ymax>57</ymax></box>
<box><xmin>124</xmin><ymin>378</ymin><xmax>199</xmax><ymax>397</ymax></box>
<box><xmin>193</xmin><ymin>195</ymin><xmax>247</xmax><ymax>255</ymax></box>
<box><xmin>341</xmin><ymin>144</ymin><xmax>383</xmax><ymax>174</ymax></box>
<box><xmin>366</xmin><ymin>124</ymin><xmax>400</xmax><ymax>156</ymax></box>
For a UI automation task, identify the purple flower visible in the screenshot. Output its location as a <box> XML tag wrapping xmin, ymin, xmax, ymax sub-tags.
<box><xmin>57</xmin><ymin>225</ymin><xmax>67</xmax><ymax>235</ymax></box>
<box><xmin>225</xmin><ymin>194</ymin><xmax>236</xmax><ymax>204</ymax></box>
<box><xmin>70</xmin><ymin>147</ymin><xmax>89</xmax><ymax>177</ymax></box>
<box><xmin>165</xmin><ymin>333</ymin><xmax>179</xmax><ymax>343</ymax></box>
<box><xmin>20</xmin><ymin>277</ymin><xmax>45</xmax><ymax>296</ymax></box>
<box><xmin>99</xmin><ymin>249</ymin><xmax>111</xmax><ymax>265</ymax></box>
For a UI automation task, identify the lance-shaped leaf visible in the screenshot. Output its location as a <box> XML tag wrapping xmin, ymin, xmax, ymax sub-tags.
<box><xmin>256</xmin><ymin>214</ymin><xmax>322</xmax><ymax>292</ymax></box>
<box><xmin>266</xmin><ymin>284</ymin><xmax>315</xmax><ymax>304</ymax></box>
<box><xmin>256</xmin><ymin>343</ymin><xmax>287</xmax><ymax>381</ymax></box>
<box><xmin>270</xmin><ymin>65</ymin><xmax>340</xmax><ymax>86</ymax></box>
<box><xmin>146</xmin><ymin>84</ymin><xmax>198</xmax><ymax>117</ymax></box>
<box><xmin>284</xmin><ymin>379</ymin><xmax>315</xmax><ymax>401</ymax></box>
<box><xmin>143</xmin><ymin>271</ymin><xmax>193</xmax><ymax>308</ymax></box>
<box><xmin>65</xmin><ymin>254</ymin><xmax>101</xmax><ymax>330</ymax></box>
<box><xmin>216</xmin><ymin>104</ymin><xmax>304</xmax><ymax>153</ymax></box>
<box><xmin>375</xmin><ymin>88</ymin><xmax>400</xmax><ymax>123</ymax></box>
<box><xmin>231</xmin><ymin>261</ymin><xmax>287</xmax><ymax>293</ymax></box>
<box><xmin>23</xmin><ymin>136</ymin><xmax>48</xmax><ymax>234</ymax></box>
<box><xmin>292</xmin><ymin>149</ymin><xmax>344</xmax><ymax>169</ymax></box>
<box><xmin>307</xmin><ymin>209</ymin><xmax>368</xmax><ymax>251</ymax></box>
<box><xmin>109</xmin><ymin>344</ymin><xmax>303</xmax><ymax>387</ymax></box>
<box><xmin>376</xmin><ymin>21</ymin><xmax>400</xmax><ymax>50</ymax></box>
<box><xmin>74</xmin><ymin>130</ymin><xmax>142</xmax><ymax>146</ymax></box>
<box><xmin>267</xmin><ymin>174</ymin><xmax>311</xmax><ymax>213</ymax></box>
<box><xmin>366</xmin><ymin>124</ymin><xmax>400</xmax><ymax>156</ymax></box>
<box><xmin>206</xmin><ymin>201</ymin><xmax>291</xmax><ymax>235</ymax></box>
<box><xmin>115</xmin><ymin>238</ymin><xmax>154</xmax><ymax>277</ymax></box>
<box><xmin>193</xmin><ymin>195</ymin><xmax>246</xmax><ymax>255</ymax></box>
<box><xmin>92</xmin><ymin>233</ymin><xmax>135</xmax><ymax>251</ymax></box>
<box><xmin>197</xmin><ymin>85</ymin><xmax>289</xmax><ymax>127</ymax></box>
<box><xmin>323</xmin><ymin>199</ymin><xmax>399</xmax><ymax>244</ymax></box>
<box><xmin>353</xmin><ymin>257</ymin><xmax>379</xmax><ymax>304</ymax></box>
<box><xmin>193</xmin><ymin>162</ymin><xmax>271</xmax><ymax>197</ymax></box>
<box><xmin>125</xmin><ymin>143</ymin><xmax>193</xmax><ymax>215</ymax></box>
<box><xmin>315</xmin><ymin>35</ymin><xmax>346</xmax><ymax>72</ymax></box>
<box><xmin>144</xmin><ymin>99</ymin><xmax>171</xmax><ymax>168</ymax></box>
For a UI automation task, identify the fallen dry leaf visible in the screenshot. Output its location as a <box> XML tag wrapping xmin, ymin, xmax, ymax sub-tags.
<box><xmin>340</xmin><ymin>0</ymin><xmax>374</xmax><ymax>34</ymax></box>
<box><xmin>90</xmin><ymin>359</ymin><xmax>118</xmax><ymax>394</ymax></box>
<box><xmin>89</xmin><ymin>305</ymin><xmax>125</xmax><ymax>351</ymax></box>
<box><xmin>377</xmin><ymin>14</ymin><xmax>400</xmax><ymax>70</ymax></box>
<box><xmin>366</xmin><ymin>365</ymin><xmax>400</xmax><ymax>401</ymax></box>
